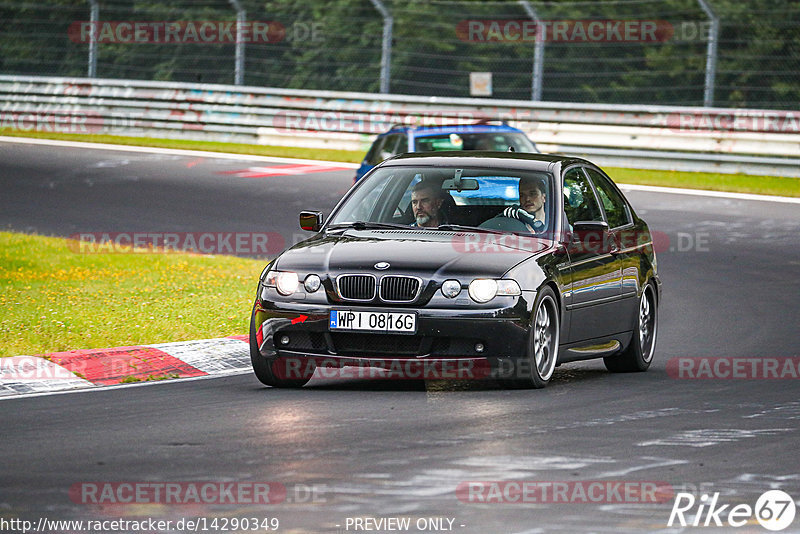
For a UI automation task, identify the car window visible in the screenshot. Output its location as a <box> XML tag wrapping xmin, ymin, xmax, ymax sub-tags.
<box><xmin>464</xmin><ymin>132</ymin><xmax>537</xmax><ymax>152</ymax></box>
<box><xmin>584</xmin><ymin>168</ymin><xmax>632</xmax><ymax>229</ymax></box>
<box><xmin>448</xmin><ymin>177</ymin><xmax>523</xmax><ymax>206</ymax></box>
<box><xmin>366</xmin><ymin>134</ymin><xmax>404</xmax><ymax>166</ymax></box>
<box><xmin>378</xmin><ymin>134</ymin><xmax>399</xmax><ymax>160</ymax></box>
<box><xmin>414</xmin><ymin>132</ymin><xmax>536</xmax><ymax>153</ymax></box>
<box><xmin>333</xmin><ymin>171</ymin><xmax>397</xmax><ymax>223</ymax></box>
<box><xmin>562</xmin><ymin>167</ymin><xmax>602</xmax><ymax>225</ymax></box>
<box><xmin>394</xmin><ymin>134</ymin><xmax>408</xmax><ymax>156</ymax></box>
<box><xmin>394</xmin><ymin>176</ymin><xmax>524</xmax><ymax>219</ymax></box>
<box><xmin>365</xmin><ymin>136</ymin><xmax>387</xmax><ymax>166</ymax></box>
<box><xmin>329</xmin><ymin>165</ymin><xmax>553</xmax><ymax>234</ymax></box>
<box><xmin>415</xmin><ymin>133</ymin><xmax>465</xmax><ymax>152</ymax></box>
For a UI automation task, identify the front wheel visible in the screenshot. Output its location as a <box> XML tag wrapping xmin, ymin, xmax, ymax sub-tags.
<box><xmin>604</xmin><ymin>282</ymin><xmax>658</xmax><ymax>373</ymax></box>
<box><xmin>250</xmin><ymin>309</ymin><xmax>313</xmax><ymax>388</ymax></box>
<box><xmin>504</xmin><ymin>287</ymin><xmax>560</xmax><ymax>389</ymax></box>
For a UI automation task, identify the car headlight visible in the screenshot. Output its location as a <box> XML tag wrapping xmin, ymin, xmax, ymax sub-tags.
<box><xmin>265</xmin><ymin>271</ymin><xmax>299</xmax><ymax>296</ymax></box>
<box><xmin>304</xmin><ymin>274</ymin><xmax>321</xmax><ymax>293</ymax></box>
<box><xmin>441</xmin><ymin>279</ymin><xmax>462</xmax><ymax>298</ymax></box>
<box><xmin>468</xmin><ymin>279</ymin><xmax>497</xmax><ymax>303</ymax></box>
<box><xmin>468</xmin><ymin>279</ymin><xmax>521</xmax><ymax>303</ymax></box>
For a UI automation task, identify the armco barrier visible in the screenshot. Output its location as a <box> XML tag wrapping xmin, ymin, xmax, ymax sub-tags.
<box><xmin>1</xmin><ymin>75</ymin><xmax>798</xmax><ymax>177</ymax></box>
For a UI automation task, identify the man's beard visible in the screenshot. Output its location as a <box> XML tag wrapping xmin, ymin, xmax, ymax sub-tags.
<box><xmin>415</xmin><ymin>213</ymin><xmax>431</xmax><ymax>226</ymax></box>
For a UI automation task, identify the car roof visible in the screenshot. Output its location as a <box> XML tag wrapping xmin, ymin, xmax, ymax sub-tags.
<box><xmin>380</xmin><ymin>150</ymin><xmax>590</xmax><ymax>173</ymax></box>
<box><xmin>385</xmin><ymin>123</ymin><xmax>523</xmax><ymax>136</ymax></box>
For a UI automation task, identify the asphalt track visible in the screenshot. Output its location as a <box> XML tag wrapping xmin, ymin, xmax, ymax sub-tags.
<box><xmin>1</xmin><ymin>139</ymin><xmax>799</xmax><ymax>533</ymax></box>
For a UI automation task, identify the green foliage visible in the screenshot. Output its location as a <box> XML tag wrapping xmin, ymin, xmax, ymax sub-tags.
<box><xmin>0</xmin><ymin>0</ymin><xmax>797</xmax><ymax>107</ymax></box>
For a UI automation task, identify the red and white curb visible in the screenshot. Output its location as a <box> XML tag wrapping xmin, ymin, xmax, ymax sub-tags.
<box><xmin>0</xmin><ymin>335</ymin><xmax>250</xmax><ymax>399</ymax></box>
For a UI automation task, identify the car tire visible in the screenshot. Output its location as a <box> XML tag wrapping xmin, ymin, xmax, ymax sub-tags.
<box><xmin>604</xmin><ymin>282</ymin><xmax>658</xmax><ymax>373</ymax></box>
<box><xmin>250</xmin><ymin>308</ymin><xmax>313</xmax><ymax>388</ymax></box>
<box><xmin>503</xmin><ymin>286</ymin><xmax>560</xmax><ymax>389</ymax></box>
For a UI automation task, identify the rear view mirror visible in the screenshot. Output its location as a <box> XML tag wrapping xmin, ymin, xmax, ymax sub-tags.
<box><xmin>441</xmin><ymin>178</ymin><xmax>478</xmax><ymax>191</ymax></box>
<box><xmin>299</xmin><ymin>211</ymin><xmax>324</xmax><ymax>232</ymax></box>
<box><xmin>441</xmin><ymin>168</ymin><xmax>479</xmax><ymax>191</ymax></box>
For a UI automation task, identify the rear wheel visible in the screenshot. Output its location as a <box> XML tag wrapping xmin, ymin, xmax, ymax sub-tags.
<box><xmin>250</xmin><ymin>309</ymin><xmax>313</xmax><ymax>388</ymax></box>
<box><xmin>604</xmin><ymin>282</ymin><xmax>657</xmax><ymax>373</ymax></box>
<box><xmin>504</xmin><ymin>287</ymin><xmax>560</xmax><ymax>389</ymax></box>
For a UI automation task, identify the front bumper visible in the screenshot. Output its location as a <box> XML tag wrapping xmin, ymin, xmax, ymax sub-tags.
<box><xmin>253</xmin><ymin>297</ymin><xmax>532</xmax><ymax>366</ymax></box>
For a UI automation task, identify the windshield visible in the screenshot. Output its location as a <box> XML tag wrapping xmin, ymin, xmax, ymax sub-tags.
<box><xmin>414</xmin><ymin>132</ymin><xmax>536</xmax><ymax>153</ymax></box>
<box><xmin>328</xmin><ymin>165</ymin><xmax>554</xmax><ymax>235</ymax></box>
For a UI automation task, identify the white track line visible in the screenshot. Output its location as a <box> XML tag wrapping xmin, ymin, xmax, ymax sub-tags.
<box><xmin>618</xmin><ymin>183</ymin><xmax>800</xmax><ymax>204</ymax></box>
<box><xmin>0</xmin><ymin>369</ymin><xmax>252</xmax><ymax>402</ymax></box>
<box><xmin>0</xmin><ymin>136</ymin><xmax>360</xmax><ymax>168</ymax></box>
<box><xmin>3</xmin><ymin>136</ymin><xmax>797</xmax><ymax>202</ymax></box>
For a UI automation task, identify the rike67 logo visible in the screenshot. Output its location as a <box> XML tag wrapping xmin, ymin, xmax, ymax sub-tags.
<box><xmin>668</xmin><ymin>490</ymin><xmax>796</xmax><ymax>531</ymax></box>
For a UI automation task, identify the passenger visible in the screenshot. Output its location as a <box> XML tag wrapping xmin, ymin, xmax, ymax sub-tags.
<box><xmin>502</xmin><ymin>175</ymin><xmax>547</xmax><ymax>232</ymax></box>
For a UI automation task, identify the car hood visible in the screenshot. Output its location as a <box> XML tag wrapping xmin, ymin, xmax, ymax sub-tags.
<box><xmin>274</xmin><ymin>229</ymin><xmax>551</xmax><ymax>279</ymax></box>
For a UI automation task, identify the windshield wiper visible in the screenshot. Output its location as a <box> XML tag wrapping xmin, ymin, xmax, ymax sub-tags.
<box><xmin>328</xmin><ymin>221</ymin><xmax>413</xmax><ymax>231</ymax></box>
<box><xmin>435</xmin><ymin>224</ymin><xmax>498</xmax><ymax>233</ymax></box>
<box><xmin>328</xmin><ymin>222</ymin><xmax>505</xmax><ymax>234</ymax></box>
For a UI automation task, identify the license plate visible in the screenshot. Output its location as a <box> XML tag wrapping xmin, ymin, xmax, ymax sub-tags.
<box><xmin>329</xmin><ymin>310</ymin><xmax>417</xmax><ymax>333</ymax></box>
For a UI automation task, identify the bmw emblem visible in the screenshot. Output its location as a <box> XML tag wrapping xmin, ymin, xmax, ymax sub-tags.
<box><xmin>374</xmin><ymin>262</ymin><xmax>390</xmax><ymax>270</ymax></box>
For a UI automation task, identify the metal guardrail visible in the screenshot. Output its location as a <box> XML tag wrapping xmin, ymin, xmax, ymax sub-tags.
<box><xmin>1</xmin><ymin>75</ymin><xmax>798</xmax><ymax>177</ymax></box>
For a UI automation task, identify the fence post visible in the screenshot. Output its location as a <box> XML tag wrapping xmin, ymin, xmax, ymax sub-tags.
<box><xmin>88</xmin><ymin>0</ymin><xmax>99</xmax><ymax>77</ymax></box>
<box><xmin>369</xmin><ymin>0</ymin><xmax>393</xmax><ymax>94</ymax></box>
<box><xmin>697</xmin><ymin>0</ymin><xmax>719</xmax><ymax>107</ymax></box>
<box><xmin>519</xmin><ymin>0</ymin><xmax>544</xmax><ymax>101</ymax></box>
<box><xmin>229</xmin><ymin>0</ymin><xmax>246</xmax><ymax>85</ymax></box>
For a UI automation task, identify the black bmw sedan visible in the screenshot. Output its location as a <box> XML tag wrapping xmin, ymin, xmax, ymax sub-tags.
<box><xmin>250</xmin><ymin>152</ymin><xmax>661</xmax><ymax>388</ymax></box>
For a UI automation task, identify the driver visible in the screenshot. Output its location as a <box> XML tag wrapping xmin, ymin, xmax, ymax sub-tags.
<box><xmin>410</xmin><ymin>180</ymin><xmax>445</xmax><ymax>227</ymax></box>
<box><xmin>502</xmin><ymin>175</ymin><xmax>547</xmax><ymax>232</ymax></box>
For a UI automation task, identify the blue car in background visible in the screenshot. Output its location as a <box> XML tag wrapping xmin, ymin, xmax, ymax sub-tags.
<box><xmin>354</xmin><ymin>122</ymin><xmax>538</xmax><ymax>181</ymax></box>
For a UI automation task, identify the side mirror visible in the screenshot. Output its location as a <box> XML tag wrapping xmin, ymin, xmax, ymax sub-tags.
<box><xmin>299</xmin><ymin>211</ymin><xmax>324</xmax><ymax>232</ymax></box>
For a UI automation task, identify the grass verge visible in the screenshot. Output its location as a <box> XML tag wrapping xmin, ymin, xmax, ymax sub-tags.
<box><xmin>606</xmin><ymin>167</ymin><xmax>800</xmax><ymax>198</ymax></box>
<box><xmin>2</xmin><ymin>129</ymin><xmax>798</xmax><ymax>197</ymax></box>
<box><xmin>0</xmin><ymin>231</ymin><xmax>264</xmax><ymax>358</ymax></box>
